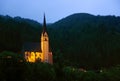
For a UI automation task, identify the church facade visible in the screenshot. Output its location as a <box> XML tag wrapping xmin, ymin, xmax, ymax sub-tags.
<box><xmin>23</xmin><ymin>15</ymin><xmax>53</xmax><ymax>64</ymax></box>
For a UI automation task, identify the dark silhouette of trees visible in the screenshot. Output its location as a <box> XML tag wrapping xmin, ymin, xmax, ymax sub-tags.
<box><xmin>0</xmin><ymin>51</ymin><xmax>120</xmax><ymax>81</ymax></box>
<box><xmin>0</xmin><ymin>13</ymin><xmax>120</xmax><ymax>69</ymax></box>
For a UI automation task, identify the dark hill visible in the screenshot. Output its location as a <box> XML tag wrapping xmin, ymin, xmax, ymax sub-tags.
<box><xmin>1</xmin><ymin>13</ymin><xmax>120</xmax><ymax>69</ymax></box>
<box><xmin>52</xmin><ymin>13</ymin><xmax>120</xmax><ymax>31</ymax></box>
<box><xmin>50</xmin><ymin>13</ymin><xmax>120</xmax><ymax>68</ymax></box>
<box><xmin>53</xmin><ymin>13</ymin><xmax>95</xmax><ymax>28</ymax></box>
<box><xmin>0</xmin><ymin>15</ymin><xmax>42</xmax><ymax>52</ymax></box>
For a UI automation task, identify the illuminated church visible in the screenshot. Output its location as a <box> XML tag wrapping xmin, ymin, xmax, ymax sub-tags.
<box><xmin>23</xmin><ymin>15</ymin><xmax>53</xmax><ymax>64</ymax></box>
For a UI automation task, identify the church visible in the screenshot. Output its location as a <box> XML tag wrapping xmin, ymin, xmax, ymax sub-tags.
<box><xmin>23</xmin><ymin>15</ymin><xmax>53</xmax><ymax>64</ymax></box>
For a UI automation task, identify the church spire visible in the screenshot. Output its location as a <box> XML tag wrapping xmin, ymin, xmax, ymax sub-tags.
<box><xmin>43</xmin><ymin>13</ymin><xmax>47</xmax><ymax>33</ymax></box>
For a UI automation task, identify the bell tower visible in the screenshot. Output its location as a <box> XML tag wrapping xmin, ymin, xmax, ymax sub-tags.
<box><xmin>41</xmin><ymin>14</ymin><xmax>50</xmax><ymax>63</ymax></box>
<box><xmin>24</xmin><ymin>14</ymin><xmax>53</xmax><ymax>64</ymax></box>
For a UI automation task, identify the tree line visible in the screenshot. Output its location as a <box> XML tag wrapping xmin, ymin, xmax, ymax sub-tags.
<box><xmin>0</xmin><ymin>51</ymin><xmax>120</xmax><ymax>81</ymax></box>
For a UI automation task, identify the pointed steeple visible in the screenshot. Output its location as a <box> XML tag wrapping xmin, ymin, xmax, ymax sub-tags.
<box><xmin>43</xmin><ymin>13</ymin><xmax>47</xmax><ymax>33</ymax></box>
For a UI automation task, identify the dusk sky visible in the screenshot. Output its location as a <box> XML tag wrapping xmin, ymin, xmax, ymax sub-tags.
<box><xmin>0</xmin><ymin>0</ymin><xmax>120</xmax><ymax>23</ymax></box>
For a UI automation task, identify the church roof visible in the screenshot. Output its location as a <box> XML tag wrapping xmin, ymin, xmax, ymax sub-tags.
<box><xmin>23</xmin><ymin>42</ymin><xmax>41</xmax><ymax>52</ymax></box>
<box><xmin>42</xmin><ymin>14</ymin><xmax>47</xmax><ymax>34</ymax></box>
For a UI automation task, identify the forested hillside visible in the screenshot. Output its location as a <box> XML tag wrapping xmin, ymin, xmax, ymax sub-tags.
<box><xmin>50</xmin><ymin>13</ymin><xmax>120</xmax><ymax>69</ymax></box>
<box><xmin>0</xmin><ymin>13</ymin><xmax>120</xmax><ymax>69</ymax></box>
<box><xmin>0</xmin><ymin>15</ymin><xmax>42</xmax><ymax>52</ymax></box>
